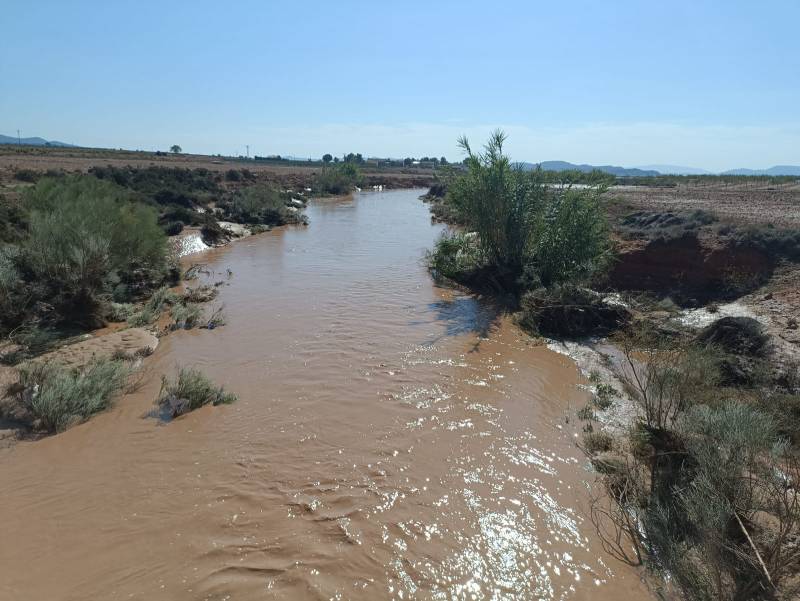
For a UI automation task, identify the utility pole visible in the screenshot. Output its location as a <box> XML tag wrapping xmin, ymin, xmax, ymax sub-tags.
<box><xmin>246</xmin><ymin>145</ymin><xmax>249</xmax><ymax>158</ymax></box>
<box><xmin>17</xmin><ymin>129</ymin><xmax>21</xmax><ymax>146</ymax></box>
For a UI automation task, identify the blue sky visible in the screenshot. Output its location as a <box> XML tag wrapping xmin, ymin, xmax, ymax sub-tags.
<box><xmin>2</xmin><ymin>0</ymin><xmax>798</xmax><ymax>170</ymax></box>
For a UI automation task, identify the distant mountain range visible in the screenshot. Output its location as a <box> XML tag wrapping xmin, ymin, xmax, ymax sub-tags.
<box><xmin>525</xmin><ymin>160</ymin><xmax>800</xmax><ymax>177</ymax></box>
<box><xmin>721</xmin><ymin>165</ymin><xmax>800</xmax><ymax>176</ymax></box>
<box><xmin>0</xmin><ymin>134</ymin><xmax>75</xmax><ymax>147</ymax></box>
<box><xmin>521</xmin><ymin>161</ymin><xmax>660</xmax><ymax>177</ymax></box>
<box><xmin>635</xmin><ymin>164</ymin><xmax>712</xmax><ymax>176</ymax></box>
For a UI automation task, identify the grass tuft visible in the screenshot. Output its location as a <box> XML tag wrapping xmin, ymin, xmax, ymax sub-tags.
<box><xmin>8</xmin><ymin>359</ymin><xmax>131</xmax><ymax>432</ymax></box>
<box><xmin>156</xmin><ymin>367</ymin><xmax>236</xmax><ymax>417</ymax></box>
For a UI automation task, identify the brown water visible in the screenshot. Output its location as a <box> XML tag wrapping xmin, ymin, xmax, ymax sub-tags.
<box><xmin>0</xmin><ymin>190</ymin><xmax>649</xmax><ymax>600</ymax></box>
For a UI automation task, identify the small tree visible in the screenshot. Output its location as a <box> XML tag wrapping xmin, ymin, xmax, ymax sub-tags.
<box><xmin>170</xmin><ymin>145</ymin><xmax>182</xmax><ymax>154</ymax></box>
<box><xmin>322</xmin><ymin>153</ymin><xmax>333</xmax><ymax>163</ymax></box>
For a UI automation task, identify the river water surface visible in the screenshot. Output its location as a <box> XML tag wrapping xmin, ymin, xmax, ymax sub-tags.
<box><xmin>0</xmin><ymin>190</ymin><xmax>649</xmax><ymax>600</ymax></box>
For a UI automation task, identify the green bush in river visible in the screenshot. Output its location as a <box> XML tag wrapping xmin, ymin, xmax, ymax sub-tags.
<box><xmin>156</xmin><ymin>367</ymin><xmax>237</xmax><ymax>417</ymax></box>
<box><xmin>431</xmin><ymin>131</ymin><xmax>611</xmax><ymax>292</ymax></box>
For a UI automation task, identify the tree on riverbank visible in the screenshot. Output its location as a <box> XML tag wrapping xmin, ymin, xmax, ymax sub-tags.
<box><xmin>428</xmin><ymin>131</ymin><xmax>611</xmax><ymax>294</ymax></box>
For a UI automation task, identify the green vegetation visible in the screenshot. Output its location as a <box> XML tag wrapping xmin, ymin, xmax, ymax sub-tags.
<box><xmin>170</xmin><ymin>302</ymin><xmax>202</xmax><ymax>329</ymax></box>
<box><xmin>0</xmin><ymin>193</ymin><xmax>28</xmax><ymax>243</ymax></box>
<box><xmin>127</xmin><ymin>286</ymin><xmax>179</xmax><ymax>327</ymax></box>
<box><xmin>426</xmin><ymin>132</ymin><xmax>614</xmax><ymax>339</ymax></box>
<box><xmin>91</xmin><ymin>165</ymin><xmax>307</xmax><ymax>232</ymax></box>
<box><xmin>313</xmin><ymin>162</ymin><xmax>362</xmax><ymax>195</ymax></box>
<box><xmin>13</xmin><ymin>168</ymin><xmax>39</xmax><ymax>183</ymax></box>
<box><xmin>170</xmin><ymin>144</ymin><xmax>182</xmax><ymax>154</ymax></box>
<box><xmin>581</xmin><ymin>322</ymin><xmax>800</xmax><ymax>601</ymax></box>
<box><xmin>156</xmin><ymin>367</ymin><xmax>237</xmax><ymax>417</ymax></box>
<box><xmin>0</xmin><ymin>176</ymin><xmax>170</xmax><ymax>336</ymax></box>
<box><xmin>428</xmin><ymin>132</ymin><xmax>611</xmax><ymax>294</ymax></box>
<box><xmin>617</xmin><ymin>209</ymin><xmax>717</xmax><ymax>242</ymax></box>
<box><xmin>218</xmin><ymin>184</ymin><xmax>304</xmax><ymax>225</ymax></box>
<box><xmin>89</xmin><ymin>165</ymin><xmax>220</xmax><ymax>209</ymax></box>
<box><xmin>5</xmin><ymin>359</ymin><xmax>132</xmax><ymax>433</ymax></box>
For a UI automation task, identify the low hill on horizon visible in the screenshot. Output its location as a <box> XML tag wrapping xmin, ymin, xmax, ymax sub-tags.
<box><xmin>722</xmin><ymin>165</ymin><xmax>800</xmax><ymax>176</ymax></box>
<box><xmin>0</xmin><ymin>134</ymin><xmax>75</xmax><ymax>148</ymax></box>
<box><xmin>635</xmin><ymin>164</ymin><xmax>712</xmax><ymax>175</ymax></box>
<box><xmin>520</xmin><ymin>161</ymin><xmax>659</xmax><ymax>177</ymax></box>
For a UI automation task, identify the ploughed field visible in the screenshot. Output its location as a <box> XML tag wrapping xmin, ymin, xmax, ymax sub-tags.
<box><xmin>0</xmin><ymin>145</ymin><xmax>435</xmax><ymax>192</ymax></box>
<box><xmin>613</xmin><ymin>180</ymin><xmax>800</xmax><ymax>228</ymax></box>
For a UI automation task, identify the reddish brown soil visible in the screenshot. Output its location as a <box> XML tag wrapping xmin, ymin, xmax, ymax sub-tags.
<box><xmin>608</xmin><ymin>233</ymin><xmax>775</xmax><ymax>304</ymax></box>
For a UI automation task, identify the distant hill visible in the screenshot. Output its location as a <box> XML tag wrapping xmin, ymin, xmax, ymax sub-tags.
<box><xmin>636</xmin><ymin>164</ymin><xmax>712</xmax><ymax>176</ymax></box>
<box><xmin>520</xmin><ymin>161</ymin><xmax>660</xmax><ymax>177</ymax></box>
<box><xmin>0</xmin><ymin>134</ymin><xmax>75</xmax><ymax>147</ymax></box>
<box><xmin>721</xmin><ymin>165</ymin><xmax>800</xmax><ymax>176</ymax></box>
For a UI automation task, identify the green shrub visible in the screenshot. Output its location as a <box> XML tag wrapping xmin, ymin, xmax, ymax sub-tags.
<box><xmin>727</xmin><ymin>223</ymin><xmax>800</xmax><ymax>261</ymax></box>
<box><xmin>14</xmin><ymin>169</ymin><xmax>38</xmax><ymax>183</ymax></box>
<box><xmin>527</xmin><ymin>186</ymin><xmax>611</xmax><ymax>287</ymax></box>
<box><xmin>156</xmin><ymin>367</ymin><xmax>236</xmax><ymax>417</ymax></box>
<box><xmin>426</xmin><ymin>232</ymin><xmax>485</xmax><ymax>282</ymax></box>
<box><xmin>576</xmin><ymin>403</ymin><xmax>596</xmax><ymax>421</ymax></box>
<box><xmin>107</xmin><ymin>302</ymin><xmax>135</xmax><ymax>322</ymax></box>
<box><xmin>200</xmin><ymin>218</ymin><xmax>227</xmax><ymax>246</ymax></box>
<box><xmin>593</xmin><ymin>383</ymin><xmax>618</xmax><ymax>409</ymax></box>
<box><xmin>448</xmin><ymin>131</ymin><xmax>539</xmax><ymax>276</ymax></box>
<box><xmin>163</xmin><ymin>221</ymin><xmax>184</xmax><ymax>236</ymax></box>
<box><xmin>433</xmin><ymin>132</ymin><xmax>611</xmax><ymax>293</ymax></box>
<box><xmin>89</xmin><ymin>165</ymin><xmax>220</xmax><ymax>208</ymax></box>
<box><xmin>170</xmin><ymin>302</ymin><xmax>202</xmax><ymax>329</ymax></box>
<box><xmin>1</xmin><ymin>323</ymin><xmax>59</xmax><ymax>365</ymax></box>
<box><xmin>10</xmin><ymin>359</ymin><xmax>131</xmax><ymax>432</ymax></box>
<box><xmin>128</xmin><ymin>286</ymin><xmax>178</xmax><ymax>327</ymax></box>
<box><xmin>590</xmin><ymin>339</ymin><xmax>800</xmax><ymax>600</ymax></box>
<box><xmin>582</xmin><ymin>431</ymin><xmax>614</xmax><ymax>454</ymax></box>
<box><xmin>618</xmin><ymin>210</ymin><xmax>717</xmax><ymax>242</ymax></box>
<box><xmin>0</xmin><ymin>194</ymin><xmax>29</xmax><ymax>243</ymax></box>
<box><xmin>160</xmin><ymin>205</ymin><xmax>202</xmax><ymax>226</ymax></box>
<box><xmin>0</xmin><ymin>245</ymin><xmax>26</xmax><ymax>327</ymax></box>
<box><xmin>314</xmin><ymin>163</ymin><xmax>361</xmax><ymax>195</ymax></box>
<box><xmin>16</xmin><ymin>176</ymin><xmax>168</xmax><ymax>325</ymax></box>
<box><xmin>219</xmin><ymin>185</ymin><xmax>293</xmax><ymax>225</ymax></box>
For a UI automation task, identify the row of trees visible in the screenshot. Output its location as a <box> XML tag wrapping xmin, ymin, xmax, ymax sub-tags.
<box><xmin>320</xmin><ymin>154</ymin><xmax>450</xmax><ymax>166</ymax></box>
<box><xmin>322</xmin><ymin>152</ymin><xmax>364</xmax><ymax>164</ymax></box>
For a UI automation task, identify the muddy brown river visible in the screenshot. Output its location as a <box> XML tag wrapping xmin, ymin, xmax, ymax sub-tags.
<box><xmin>0</xmin><ymin>190</ymin><xmax>650</xmax><ymax>600</ymax></box>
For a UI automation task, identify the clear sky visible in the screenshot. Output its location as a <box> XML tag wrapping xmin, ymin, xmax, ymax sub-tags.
<box><xmin>2</xmin><ymin>0</ymin><xmax>798</xmax><ymax>171</ymax></box>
